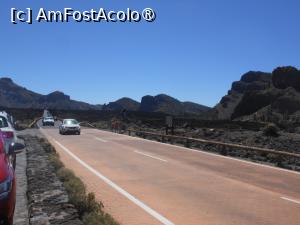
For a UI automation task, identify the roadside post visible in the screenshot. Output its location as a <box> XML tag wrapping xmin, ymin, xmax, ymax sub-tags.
<box><xmin>165</xmin><ymin>116</ymin><xmax>174</xmax><ymax>135</ymax></box>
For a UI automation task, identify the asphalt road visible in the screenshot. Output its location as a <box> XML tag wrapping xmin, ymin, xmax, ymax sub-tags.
<box><xmin>38</xmin><ymin>121</ymin><xmax>300</xmax><ymax>225</ymax></box>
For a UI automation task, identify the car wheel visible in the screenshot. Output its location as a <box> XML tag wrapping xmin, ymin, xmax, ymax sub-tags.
<box><xmin>4</xmin><ymin>215</ymin><xmax>14</xmax><ymax>225</ymax></box>
<box><xmin>77</xmin><ymin>131</ymin><xmax>80</xmax><ymax>135</ymax></box>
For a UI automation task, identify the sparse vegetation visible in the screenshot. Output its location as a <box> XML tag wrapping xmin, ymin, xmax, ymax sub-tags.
<box><xmin>40</xmin><ymin>138</ymin><xmax>119</xmax><ymax>225</ymax></box>
<box><xmin>263</xmin><ymin>123</ymin><xmax>279</xmax><ymax>137</ymax></box>
<box><xmin>83</xmin><ymin>211</ymin><xmax>118</xmax><ymax>225</ymax></box>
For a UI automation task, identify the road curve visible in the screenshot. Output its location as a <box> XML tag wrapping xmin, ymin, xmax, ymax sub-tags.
<box><xmin>39</xmin><ymin>124</ymin><xmax>300</xmax><ymax>225</ymax></box>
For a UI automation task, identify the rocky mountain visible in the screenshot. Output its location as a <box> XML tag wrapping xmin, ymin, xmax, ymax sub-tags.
<box><xmin>0</xmin><ymin>77</ymin><xmax>209</xmax><ymax>115</ymax></box>
<box><xmin>140</xmin><ymin>94</ymin><xmax>210</xmax><ymax>116</ymax></box>
<box><xmin>0</xmin><ymin>78</ymin><xmax>101</xmax><ymax>110</ymax></box>
<box><xmin>213</xmin><ymin>66</ymin><xmax>300</xmax><ymax>122</ymax></box>
<box><xmin>102</xmin><ymin>97</ymin><xmax>140</xmax><ymax>111</ymax></box>
<box><xmin>182</xmin><ymin>101</ymin><xmax>211</xmax><ymax>115</ymax></box>
<box><xmin>103</xmin><ymin>94</ymin><xmax>210</xmax><ymax>116</ymax></box>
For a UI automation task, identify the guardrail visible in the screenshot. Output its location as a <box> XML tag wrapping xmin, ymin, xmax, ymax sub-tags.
<box><xmin>126</xmin><ymin>129</ymin><xmax>300</xmax><ymax>160</ymax></box>
<box><xmin>26</xmin><ymin>117</ymin><xmax>300</xmax><ymax>161</ymax></box>
<box><xmin>79</xmin><ymin>121</ymin><xmax>96</xmax><ymax>128</ymax></box>
<box><xmin>28</xmin><ymin>117</ymin><xmax>42</xmax><ymax>128</ymax></box>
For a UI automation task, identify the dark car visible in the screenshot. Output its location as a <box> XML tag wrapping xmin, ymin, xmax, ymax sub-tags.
<box><xmin>0</xmin><ymin>132</ymin><xmax>25</xmax><ymax>225</ymax></box>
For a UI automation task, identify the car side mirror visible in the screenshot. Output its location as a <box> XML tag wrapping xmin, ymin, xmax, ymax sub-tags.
<box><xmin>9</xmin><ymin>142</ymin><xmax>25</xmax><ymax>155</ymax></box>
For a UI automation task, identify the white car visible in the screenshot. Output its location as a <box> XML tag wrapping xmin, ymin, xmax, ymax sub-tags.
<box><xmin>42</xmin><ymin>116</ymin><xmax>55</xmax><ymax>126</ymax></box>
<box><xmin>0</xmin><ymin>111</ymin><xmax>18</xmax><ymax>168</ymax></box>
<box><xmin>0</xmin><ymin>112</ymin><xmax>17</xmax><ymax>152</ymax></box>
<box><xmin>59</xmin><ymin>119</ymin><xmax>81</xmax><ymax>135</ymax></box>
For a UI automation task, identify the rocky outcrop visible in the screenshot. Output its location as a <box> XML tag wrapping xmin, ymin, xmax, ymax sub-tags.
<box><xmin>103</xmin><ymin>97</ymin><xmax>140</xmax><ymax>111</ymax></box>
<box><xmin>272</xmin><ymin>66</ymin><xmax>300</xmax><ymax>91</ymax></box>
<box><xmin>41</xmin><ymin>91</ymin><xmax>71</xmax><ymax>102</ymax></box>
<box><xmin>103</xmin><ymin>94</ymin><xmax>210</xmax><ymax>116</ymax></box>
<box><xmin>213</xmin><ymin>71</ymin><xmax>271</xmax><ymax>120</ymax></box>
<box><xmin>140</xmin><ymin>94</ymin><xmax>210</xmax><ymax>116</ymax></box>
<box><xmin>213</xmin><ymin>66</ymin><xmax>300</xmax><ymax>121</ymax></box>
<box><xmin>140</xmin><ymin>94</ymin><xmax>182</xmax><ymax>114</ymax></box>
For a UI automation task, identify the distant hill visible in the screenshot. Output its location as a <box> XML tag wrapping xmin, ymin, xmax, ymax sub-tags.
<box><xmin>102</xmin><ymin>97</ymin><xmax>140</xmax><ymax>111</ymax></box>
<box><xmin>212</xmin><ymin>66</ymin><xmax>300</xmax><ymax>122</ymax></box>
<box><xmin>140</xmin><ymin>94</ymin><xmax>210</xmax><ymax>116</ymax></box>
<box><xmin>102</xmin><ymin>94</ymin><xmax>210</xmax><ymax>116</ymax></box>
<box><xmin>0</xmin><ymin>78</ymin><xmax>101</xmax><ymax>110</ymax></box>
<box><xmin>0</xmin><ymin>77</ymin><xmax>210</xmax><ymax>115</ymax></box>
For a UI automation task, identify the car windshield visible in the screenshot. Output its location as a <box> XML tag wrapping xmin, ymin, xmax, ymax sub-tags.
<box><xmin>64</xmin><ymin>119</ymin><xmax>78</xmax><ymax>125</ymax></box>
<box><xmin>0</xmin><ymin>116</ymin><xmax>9</xmax><ymax>128</ymax></box>
<box><xmin>45</xmin><ymin>117</ymin><xmax>53</xmax><ymax>120</ymax></box>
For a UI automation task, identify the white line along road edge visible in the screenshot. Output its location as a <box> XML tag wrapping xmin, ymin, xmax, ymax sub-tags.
<box><xmin>135</xmin><ymin>150</ymin><xmax>168</xmax><ymax>162</ymax></box>
<box><xmin>52</xmin><ymin>138</ymin><xmax>175</xmax><ymax>225</ymax></box>
<box><xmin>281</xmin><ymin>197</ymin><xmax>300</xmax><ymax>205</ymax></box>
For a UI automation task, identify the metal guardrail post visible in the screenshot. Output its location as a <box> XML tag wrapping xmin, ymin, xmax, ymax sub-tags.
<box><xmin>28</xmin><ymin>117</ymin><xmax>42</xmax><ymax>128</ymax></box>
<box><xmin>276</xmin><ymin>155</ymin><xmax>283</xmax><ymax>168</ymax></box>
<box><xmin>170</xmin><ymin>137</ymin><xmax>173</xmax><ymax>144</ymax></box>
<box><xmin>185</xmin><ymin>138</ymin><xmax>190</xmax><ymax>148</ymax></box>
<box><xmin>220</xmin><ymin>145</ymin><xmax>228</xmax><ymax>156</ymax></box>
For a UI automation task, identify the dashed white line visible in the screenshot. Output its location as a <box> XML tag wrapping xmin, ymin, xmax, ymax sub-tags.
<box><xmin>51</xmin><ymin>138</ymin><xmax>175</xmax><ymax>225</ymax></box>
<box><xmin>134</xmin><ymin>150</ymin><xmax>168</xmax><ymax>162</ymax></box>
<box><xmin>94</xmin><ymin>137</ymin><xmax>108</xmax><ymax>142</ymax></box>
<box><xmin>281</xmin><ymin>197</ymin><xmax>300</xmax><ymax>205</ymax></box>
<box><xmin>92</xmin><ymin>129</ymin><xmax>300</xmax><ymax>176</ymax></box>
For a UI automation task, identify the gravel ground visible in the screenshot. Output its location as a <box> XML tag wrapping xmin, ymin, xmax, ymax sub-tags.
<box><xmin>186</xmin><ymin>128</ymin><xmax>300</xmax><ymax>154</ymax></box>
<box><xmin>13</xmin><ymin>129</ymin><xmax>83</xmax><ymax>225</ymax></box>
<box><xmin>25</xmin><ymin>135</ymin><xmax>83</xmax><ymax>225</ymax></box>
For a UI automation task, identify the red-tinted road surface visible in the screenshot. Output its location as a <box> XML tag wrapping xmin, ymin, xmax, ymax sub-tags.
<box><xmin>40</xmin><ymin>126</ymin><xmax>300</xmax><ymax>225</ymax></box>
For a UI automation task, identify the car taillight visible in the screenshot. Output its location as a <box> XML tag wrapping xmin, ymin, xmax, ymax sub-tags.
<box><xmin>2</xmin><ymin>131</ymin><xmax>14</xmax><ymax>139</ymax></box>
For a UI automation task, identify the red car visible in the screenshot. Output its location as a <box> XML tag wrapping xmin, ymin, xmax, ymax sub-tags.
<box><xmin>0</xmin><ymin>132</ymin><xmax>24</xmax><ymax>225</ymax></box>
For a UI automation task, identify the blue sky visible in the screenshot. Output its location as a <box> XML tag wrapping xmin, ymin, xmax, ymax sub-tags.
<box><xmin>1</xmin><ymin>0</ymin><xmax>300</xmax><ymax>107</ymax></box>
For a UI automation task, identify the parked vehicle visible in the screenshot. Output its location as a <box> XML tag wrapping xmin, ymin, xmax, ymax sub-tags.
<box><xmin>0</xmin><ymin>132</ymin><xmax>25</xmax><ymax>225</ymax></box>
<box><xmin>59</xmin><ymin>119</ymin><xmax>81</xmax><ymax>135</ymax></box>
<box><xmin>42</xmin><ymin>116</ymin><xmax>55</xmax><ymax>126</ymax></box>
<box><xmin>0</xmin><ymin>112</ymin><xmax>17</xmax><ymax>148</ymax></box>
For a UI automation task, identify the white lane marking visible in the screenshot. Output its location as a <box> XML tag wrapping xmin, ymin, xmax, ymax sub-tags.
<box><xmin>91</xmin><ymin>129</ymin><xmax>300</xmax><ymax>176</ymax></box>
<box><xmin>281</xmin><ymin>197</ymin><xmax>300</xmax><ymax>205</ymax></box>
<box><xmin>94</xmin><ymin>137</ymin><xmax>108</xmax><ymax>143</ymax></box>
<box><xmin>52</xmin><ymin>139</ymin><xmax>175</xmax><ymax>225</ymax></box>
<box><xmin>134</xmin><ymin>151</ymin><xmax>168</xmax><ymax>162</ymax></box>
